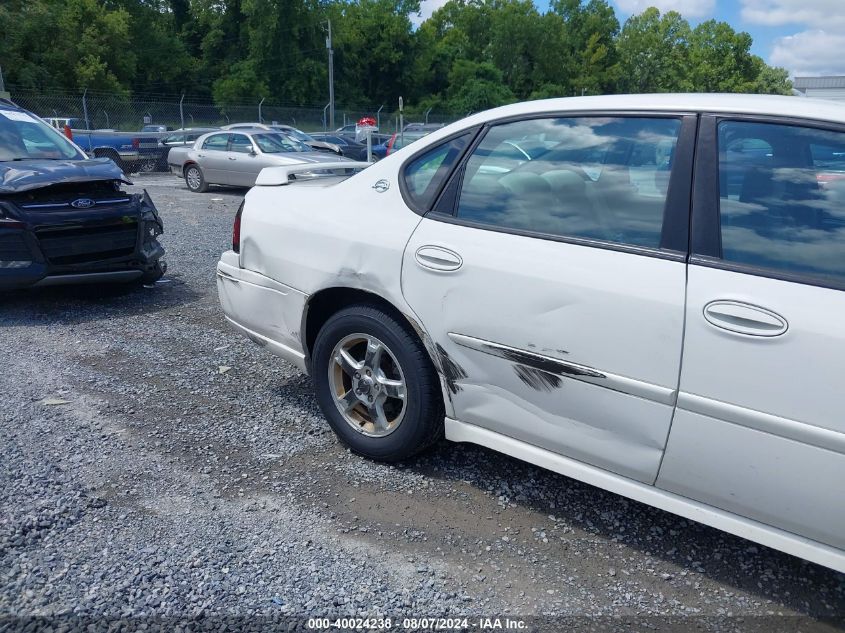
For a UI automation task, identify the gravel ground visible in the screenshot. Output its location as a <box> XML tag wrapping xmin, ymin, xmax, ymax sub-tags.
<box><xmin>1</xmin><ymin>173</ymin><xmax>843</xmax><ymax>630</ymax></box>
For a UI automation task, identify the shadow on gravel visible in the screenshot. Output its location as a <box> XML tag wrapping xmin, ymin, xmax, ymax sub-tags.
<box><xmin>396</xmin><ymin>441</ymin><xmax>845</xmax><ymax>619</ymax></box>
<box><xmin>0</xmin><ymin>273</ymin><xmax>203</xmax><ymax>326</ymax></box>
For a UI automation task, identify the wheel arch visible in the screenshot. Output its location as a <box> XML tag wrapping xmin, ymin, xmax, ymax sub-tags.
<box><xmin>302</xmin><ymin>286</ymin><xmax>451</xmax><ymax>413</ymax></box>
<box><xmin>183</xmin><ymin>161</ymin><xmax>198</xmax><ymax>176</ymax></box>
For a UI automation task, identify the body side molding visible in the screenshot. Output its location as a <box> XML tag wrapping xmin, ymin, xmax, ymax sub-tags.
<box><xmin>448</xmin><ymin>332</ymin><xmax>676</xmax><ymax>405</ymax></box>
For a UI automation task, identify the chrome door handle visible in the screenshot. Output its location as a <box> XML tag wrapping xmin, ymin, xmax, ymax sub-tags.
<box><xmin>414</xmin><ymin>246</ymin><xmax>463</xmax><ymax>272</ymax></box>
<box><xmin>703</xmin><ymin>300</ymin><xmax>788</xmax><ymax>337</ymax></box>
<box><xmin>197</xmin><ymin>153</ymin><xmax>205</xmax><ymax>158</ymax></box>
<box><xmin>228</xmin><ymin>156</ymin><xmax>237</xmax><ymax>160</ymax></box>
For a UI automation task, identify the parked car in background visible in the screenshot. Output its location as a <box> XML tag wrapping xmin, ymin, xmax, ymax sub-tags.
<box><xmin>309</xmin><ymin>133</ymin><xmax>370</xmax><ymax>161</ymax></box>
<box><xmin>385</xmin><ymin>131</ymin><xmax>429</xmax><ymax>156</ymax></box>
<box><xmin>403</xmin><ymin>122</ymin><xmax>445</xmax><ymax>133</ymax></box>
<box><xmin>216</xmin><ymin>93</ymin><xmax>845</xmax><ymax>575</ymax></box>
<box><xmin>156</xmin><ymin>127</ymin><xmax>219</xmax><ymax>170</ymax></box>
<box><xmin>221</xmin><ymin>123</ymin><xmax>341</xmax><ymax>156</ymax></box>
<box><xmin>141</xmin><ymin>124</ymin><xmax>174</xmax><ymax>133</ymax></box>
<box><xmin>335</xmin><ymin>118</ymin><xmax>379</xmax><ymax>143</ymax></box>
<box><xmin>44</xmin><ymin>117</ymin><xmax>87</xmax><ymax>130</ymax></box>
<box><xmin>0</xmin><ymin>100</ymin><xmax>166</xmax><ymax>290</ymax></box>
<box><xmin>168</xmin><ymin>129</ymin><xmax>356</xmax><ymax>192</ymax></box>
<box><xmin>40</xmin><ymin>116</ymin><xmax>161</xmax><ymax>172</ymax></box>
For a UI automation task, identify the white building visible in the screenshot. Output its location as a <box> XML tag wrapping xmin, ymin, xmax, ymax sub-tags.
<box><xmin>793</xmin><ymin>76</ymin><xmax>845</xmax><ymax>101</ymax></box>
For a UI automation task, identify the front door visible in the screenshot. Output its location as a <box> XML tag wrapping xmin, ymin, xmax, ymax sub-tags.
<box><xmin>656</xmin><ymin>116</ymin><xmax>845</xmax><ymax>549</ymax></box>
<box><xmin>402</xmin><ymin>113</ymin><xmax>696</xmax><ymax>483</ymax></box>
<box><xmin>226</xmin><ymin>133</ymin><xmax>262</xmax><ymax>186</ymax></box>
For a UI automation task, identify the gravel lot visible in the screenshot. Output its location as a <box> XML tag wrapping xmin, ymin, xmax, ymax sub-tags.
<box><xmin>1</xmin><ymin>173</ymin><xmax>843</xmax><ymax>630</ymax></box>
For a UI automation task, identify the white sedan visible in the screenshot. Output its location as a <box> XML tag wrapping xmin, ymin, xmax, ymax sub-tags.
<box><xmin>217</xmin><ymin>94</ymin><xmax>845</xmax><ymax>574</ymax></box>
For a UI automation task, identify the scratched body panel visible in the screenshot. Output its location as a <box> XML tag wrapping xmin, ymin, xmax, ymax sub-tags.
<box><xmin>401</xmin><ymin>217</ymin><xmax>686</xmax><ymax>483</ymax></box>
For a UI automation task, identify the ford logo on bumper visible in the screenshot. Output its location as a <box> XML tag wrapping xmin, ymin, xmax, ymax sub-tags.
<box><xmin>71</xmin><ymin>198</ymin><xmax>95</xmax><ymax>209</ymax></box>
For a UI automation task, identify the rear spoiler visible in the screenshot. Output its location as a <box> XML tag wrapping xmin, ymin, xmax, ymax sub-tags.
<box><xmin>255</xmin><ymin>161</ymin><xmax>372</xmax><ymax>186</ymax></box>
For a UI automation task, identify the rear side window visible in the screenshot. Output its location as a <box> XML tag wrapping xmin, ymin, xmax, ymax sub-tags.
<box><xmin>456</xmin><ymin>117</ymin><xmax>681</xmax><ymax>248</ymax></box>
<box><xmin>202</xmin><ymin>134</ymin><xmax>229</xmax><ymax>150</ymax></box>
<box><xmin>402</xmin><ymin>133</ymin><xmax>471</xmax><ymax>211</ymax></box>
<box><xmin>718</xmin><ymin>121</ymin><xmax>845</xmax><ymax>285</ymax></box>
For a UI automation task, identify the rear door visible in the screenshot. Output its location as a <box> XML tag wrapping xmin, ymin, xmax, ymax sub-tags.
<box><xmin>198</xmin><ymin>132</ymin><xmax>231</xmax><ymax>181</ymax></box>
<box><xmin>656</xmin><ymin>116</ymin><xmax>845</xmax><ymax>549</ymax></box>
<box><xmin>402</xmin><ymin>113</ymin><xmax>697</xmax><ymax>483</ymax></box>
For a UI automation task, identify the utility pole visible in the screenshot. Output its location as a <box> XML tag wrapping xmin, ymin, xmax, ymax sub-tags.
<box><xmin>326</xmin><ymin>20</ymin><xmax>335</xmax><ymax>130</ymax></box>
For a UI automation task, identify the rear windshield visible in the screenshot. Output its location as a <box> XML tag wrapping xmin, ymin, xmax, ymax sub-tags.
<box><xmin>0</xmin><ymin>109</ymin><xmax>84</xmax><ymax>161</ymax></box>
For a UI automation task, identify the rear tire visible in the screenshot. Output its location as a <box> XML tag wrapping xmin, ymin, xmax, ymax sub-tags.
<box><xmin>184</xmin><ymin>164</ymin><xmax>208</xmax><ymax>193</ymax></box>
<box><xmin>312</xmin><ymin>304</ymin><xmax>444</xmax><ymax>462</ymax></box>
<box><xmin>95</xmin><ymin>149</ymin><xmax>126</xmax><ymax>174</ymax></box>
<box><xmin>136</xmin><ymin>158</ymin><xmax>158</xmax><ymax>173</ymax></box>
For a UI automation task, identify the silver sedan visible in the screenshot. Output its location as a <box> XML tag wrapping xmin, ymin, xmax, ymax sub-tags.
<box><xmin>167</xmin><ymin>129</ymin><xmax>352</xmax><ymax>192</ymax></box>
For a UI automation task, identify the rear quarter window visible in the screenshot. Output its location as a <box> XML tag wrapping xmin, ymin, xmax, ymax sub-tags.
<box><xmin>402</xmin><ymin>133</ymin><xmax>472</xmax><ymax>212</ymax></box>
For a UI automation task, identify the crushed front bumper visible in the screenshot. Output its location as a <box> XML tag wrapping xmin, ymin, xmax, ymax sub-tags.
<box><xmin>0</xmin><ymin>190</ymin><xmax>165</xmax><ymax>290</ymax></box>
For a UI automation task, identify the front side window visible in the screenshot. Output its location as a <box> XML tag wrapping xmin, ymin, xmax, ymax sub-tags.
<box><xmin>202</xmin><ymin>134</ymin><xmax>229</xmax><ymax>151</ymax></box>
<box><xmin>718</xmin><ymin>121</ymin><xmax>845</xmax><ymax>285</ymax></box>
<box><xmin>229</xmin><ymin>134</ymin><xmax>254</xmax><ymax>154</ymax></box>
<box><xmin>402</xmin><ymin>133</ymin><xmax>471</xmax><ymax>211</ymax></box>
<box><xmin>456</xmin><ymin>117</ymin><xmax>681</xmax><ymax>248</ymax></box>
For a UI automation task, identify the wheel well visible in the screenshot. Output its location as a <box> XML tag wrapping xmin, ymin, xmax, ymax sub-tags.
<box><xmin>183</xmin><ymin>161</ymin><xmax>197</xmax><ymax>176</ymax></box>
<box><xmin>93</xmin><ymin>148</ymin><xmax>120</xmax><ymax>160</ymax></box>
<box><xmin>305</xmin><ymin>287</ymin><xmax>422</xmax><ymax>361</ymax></box>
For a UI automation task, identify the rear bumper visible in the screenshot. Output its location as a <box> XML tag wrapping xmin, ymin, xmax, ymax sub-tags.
<box><xmin>216</xmin><ymin>251</ymin><xmax>308</xmax><ymax>372</ymax></box>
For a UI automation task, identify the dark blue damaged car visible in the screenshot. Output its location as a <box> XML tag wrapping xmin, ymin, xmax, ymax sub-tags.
<box><xmin>0</xmin><ymin>100</ymin><xmax>166</xmax><ymax>291</ymax></box>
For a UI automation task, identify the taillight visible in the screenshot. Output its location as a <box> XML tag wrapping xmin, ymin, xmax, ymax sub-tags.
<box><xmin>132</xmin><ymin>138</ymin><xmax>140</xmax><ymax>148</ymax></box>
<box><xmin>232</xmin><ymin>202</ymin><xmax>244</xmax><ymax>253</ymax></box>
<box><xmin>386</xmin><ymin>134</ymin><xmax>396</xmax><ymax>155</ymax></box>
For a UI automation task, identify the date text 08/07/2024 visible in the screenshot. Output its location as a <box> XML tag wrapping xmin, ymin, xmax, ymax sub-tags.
<box><xmin>306</xmin><ymin>617</ymin><xmax>528</xmax><ymax>630</ymax></box>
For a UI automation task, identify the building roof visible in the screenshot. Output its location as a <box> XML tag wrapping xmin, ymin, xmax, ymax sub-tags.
<box><xmin>794</xmin><ymin>76</ymin><xmax>845</xmax><ymax>90</ymax></box>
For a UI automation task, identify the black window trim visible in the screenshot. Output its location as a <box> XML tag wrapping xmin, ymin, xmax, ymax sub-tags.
<box><xmin>398</xmin><ymin>126</ymin><xmax>482</xmax><ymax>216</ymax></box>
<box><xmin>691</xmin><ymin>112</ymin><xmax>845</xmax><ymax>292</ymax></box>
<box><xmin>418</xmin><ymin>110</ymin><xmax>698</xmax><ymax>261</ymax></box>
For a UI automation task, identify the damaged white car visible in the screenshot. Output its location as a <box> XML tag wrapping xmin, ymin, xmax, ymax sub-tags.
<box><xmin>217</xmin><ymin>94</ymin><xmax>845</xmax><ymax>574</ymax></box>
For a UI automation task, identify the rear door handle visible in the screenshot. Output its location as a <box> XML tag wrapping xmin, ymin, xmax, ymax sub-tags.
<box><xmin>228</xmin><ymin>156</ymin><xmax>237</xmax><ymax>160</ymax></box>
<box><xmin>703</xmin><ymin>300</ymin><xmax>788</xmax><ymax>337</ymax></box>
<box><xmin>414</xmin><ymin>246</ymin><xmax>463</xmax><ymax>272</ymax></box>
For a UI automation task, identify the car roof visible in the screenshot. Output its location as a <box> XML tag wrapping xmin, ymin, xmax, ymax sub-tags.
<box><xmin>460</xmin><ymin>93</ymin><xmax>845</xmax><ymax>126</ymax></box>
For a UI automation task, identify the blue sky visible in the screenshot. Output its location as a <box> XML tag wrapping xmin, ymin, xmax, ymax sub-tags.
<box><xmin>414</xmin><ymin>0</ymin><xmax>845</xmax><ymax>77</ymax></box>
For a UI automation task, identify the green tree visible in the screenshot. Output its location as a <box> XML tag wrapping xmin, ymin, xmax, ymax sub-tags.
<box><xmin>688</xmin><ymin>20</ymin><xmax>760</xmax><ymax>92</ymax></box>
<box><xmin>616</xmin><ymin>8</ymin><xmax>692</xmax><ymax>93</ymax></box>
<box><xmin>445</xmin><ymin>59</ymin><xmax>515</xmax><ymax>113</ymax></box>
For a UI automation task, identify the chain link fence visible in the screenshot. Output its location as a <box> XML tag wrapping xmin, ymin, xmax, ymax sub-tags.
<box><xmin>9</xmin><ymin>88</ymin><xmax>462</xmax><ymax>134</ymax></box>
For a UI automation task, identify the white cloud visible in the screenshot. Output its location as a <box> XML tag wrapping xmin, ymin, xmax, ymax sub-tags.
<box><xmin>412</xmin><ymin>0</ymin><xmax>449</xmax><ymax>26</ymax></box>
<box><xmin>740</xmin><ymin>0</ymin><xmax>845</xmax><ymax>29</ymax></box>
<box><xmin>770</xmin><ymin>29</ymin><xmax>845</xmax><ymax>76</ymax></box>
<box><xmin>613</xmin><ymin>0</ymin><xmax>716</xmax><ymax>19</ymax></box>
<box><xmin>740</xmin><ymin>0</ymin><xmax>845</xmax><ymax>76</ymax></box>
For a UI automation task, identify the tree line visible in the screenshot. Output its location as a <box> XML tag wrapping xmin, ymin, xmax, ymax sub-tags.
<box><xmin>0</xmin><ymin>0</ymin><xmax>793</xmax><ymax>116</ymax></box>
